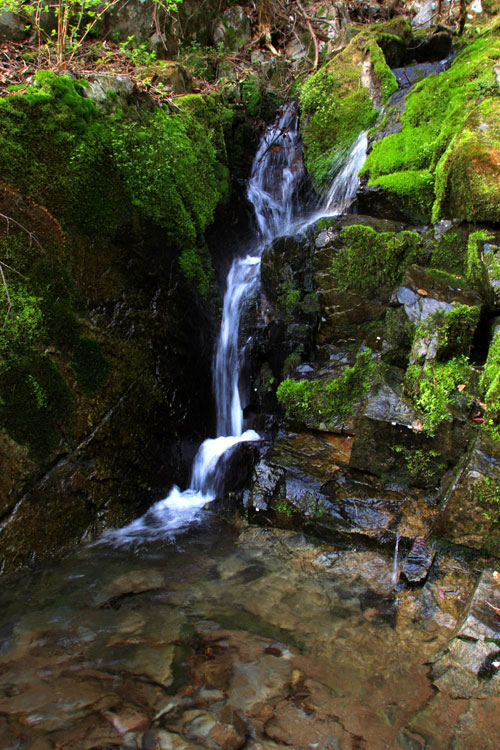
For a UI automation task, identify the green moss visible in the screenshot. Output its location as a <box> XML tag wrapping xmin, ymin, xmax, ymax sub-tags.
<box><xmin>371</xmin><ymin>170</ymin><xmax>435</xmax><ymax>220</ymax></box>
<box><xmin>362</xmin><ymin>34</ymin><xmax>500</xmax><ymax>222</ymax></box>
<box><xmin>466</xmin><ymin>229</ymin><xmax>492</xmax><ymax>289</ymax></box>
<box><xmin>429</xmin><ymin>231</ymin><xmax>467</xmax><ymax>276</ymax></box>
<box><xmin>404</xmin><ymin>356</ymin><xmax>475</xmax><ymax>436</ymax></box>
<box><xmin>392</xmin><ymin>445</ymin><xmax>445</xmax><ymax>487</ymax></box>
<box><xmin>276</xmin><ymin>348</ymin><xmax>376</xmax><ymax>424</ymax></box>
<box><xmin>0</xmin><ymin>72</ymin><xmax>229</xmax><ymax>247</ymax></box>
<box><xmin>178</xmin><ymin>246</ymin><xmax>217</xmax><ymax>298</ymax></box>
<box><xmin>299</xmin><ymin>32</ymin><xmax>396</xmax><ymax>190</ymax></box>
<box><xmin>480</xmin><ymin>326</ymin><xmax>500</xmax><ymax>440</ymax></box>
<box><xmin>0</xmin><ymin>353</ymin><xmax>73</xmax><ymax>458</ymax></box>
<box><xmin>332</xmin><ymin>225</ymin><xmax>425</xmax><ymax>295</ymax></box>
<box><xmin>241</xmin><ymin>75</ymin><xmax>261</xmax><ymax>118</ymax></box>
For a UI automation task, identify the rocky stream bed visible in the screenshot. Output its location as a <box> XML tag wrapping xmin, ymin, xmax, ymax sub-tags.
<box><xmin>0</xmin><ymin>516</ymin><xmax>499</xmax><ymax>750</ymax></box>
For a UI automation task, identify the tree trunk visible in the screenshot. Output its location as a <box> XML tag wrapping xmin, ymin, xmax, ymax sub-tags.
<box><xmin>458</xmin><ymin>0</ymin><xmax>467</xmax><ymax>34</ymax></box>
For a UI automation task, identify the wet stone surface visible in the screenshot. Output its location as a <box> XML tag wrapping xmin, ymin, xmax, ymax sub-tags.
<box><xmin>0</xmin><ymin>519</ymin><xmax>496</xmax><ymax>749</ymax></box>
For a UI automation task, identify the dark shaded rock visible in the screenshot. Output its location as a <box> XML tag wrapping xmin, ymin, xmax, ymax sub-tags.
<box><xmin>435</xmin><ymin>431</ymin><xmax>500</xmax><ymax>552</ymax></box>
<box><xmin>401</xmin><ymin>537</ymin><xmax>436</xmax><ymax>583</ymax></box>
<box><xmin>0</xmin><ymin>10</ymin><xmax>25</xmax><ymax>42</ymax></box>
<box><xmin>357</xmin><ymin>184</ymin><xmax>419</xmax><ymax>223</ymax></box>
<box><xmin>412</xmin><ymin>32</ymin><xmax>452</xmax><ymax>63</ymax></box>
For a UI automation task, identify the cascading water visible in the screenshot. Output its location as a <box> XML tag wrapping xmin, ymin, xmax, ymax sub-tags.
<box><xmin>98</xmin><ymin>106</ymin><xmax>366</xmax><ymax>546</ymax></box>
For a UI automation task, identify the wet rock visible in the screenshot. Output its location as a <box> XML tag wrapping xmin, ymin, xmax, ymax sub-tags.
<box><xmin>429</xmin><ymin>569</ymin><xmax>500</xmax><ymax>702</ymax></box>
<box><xmin>413</xmin><ymin>32</ymin><xmax>452</xmax><ymax>63</ymax></box>
<box><xmin>357</xmin><ymin>184</ymin><xmax>416</xmax><ymax>222</ymax></box>
<box><xmin>0</xmin><ymin>678</ymin><xmax>117</xmax><ymax>732</ymax></box>
<box><xmin>103</xmin><ymin>707</ymin><xmax>150</xmax><ymax>735</ymax></box>
<box><xmin>227</xmin><ymin>655</ymin><xmax>293</xmax><ymax>716</ymax></box>
<box><xmin>457</xmin><ymin>569</ymin><xmax>500</xmax><ymax>642</ymax></box>
<box><xmin>141</xmin><ymin>729</ymin><xmax>195</xmax><ymax>749</ymax></box>
<box><xmin>244</xmin><ymin>460</ymin><xmax>285</xmax><ymax>513</ymax></box>
<box><xmin>264</xmin><ymin>699</ymin><xmax>351</xmax><ymax>747</ymax></box>
<box><xmin>94</xmin><ymin>569</ymin><xmax>166</xmax><ymax>608</ymax></box>
<box><xmin>436</xmin><ymin>431</ymin><xmax>500</xmax><ymax>551</ymax></box>
<box><xmin>393</xmin><ymin>265</ymin><xmax>481</xmax><ymax>328</ymax></box>
<box><xmin>180</xmin><ymin>709</ymin><xmax>245</xmax><ymax>749</ymax></box>
<box><xmin>313</xmin><ymin>215</ymin><xmax>403</xmax><ymax>345</ymax></box>
<box><xmin>401</xmin><ymin>537</ymin><xmax>436</xmax><ymax>583</ymax></box>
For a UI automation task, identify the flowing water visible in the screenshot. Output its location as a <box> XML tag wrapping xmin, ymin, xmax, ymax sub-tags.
<box><xmin>101</xmin><ymin>101</ymin><xmax>343</xmax><ymax>546</ymax></box>
<box><xmin>0</xmin><ymin>112</ymin><xmax>490</xmax><ymax>750</ymax></box>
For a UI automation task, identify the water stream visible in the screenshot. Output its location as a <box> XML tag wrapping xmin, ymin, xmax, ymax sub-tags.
<box><xmin>100</xmin><ymin>105</ymin><xmax>367</xmax><ymax>547</ymax></box>
<box><xmin>0</xmin><ymin>110</ymin><xmax>487</xmax><ymax>750</ymax></box>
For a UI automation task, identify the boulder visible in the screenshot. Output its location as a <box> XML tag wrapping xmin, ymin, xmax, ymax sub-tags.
<box><xmin>0</xmin><ymin>10</ymin><xmax>25</xmax><ymax>42</ymax></box>
<box><xmin>436</xmin><ymin>431</ymin><xmax>500</xmax><ymax>552</ymax></box>
<box><xmin>83</xmin><ymin>73</ymin><xmax>135</xmax><ymax>104</ymax></box>
<box><xmin>213</xmin><ymin>6</ymin><xmax>251</xmax><ymax>52</ymax></box>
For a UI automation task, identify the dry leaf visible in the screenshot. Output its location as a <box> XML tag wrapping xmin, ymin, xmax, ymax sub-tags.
<box><xmin>457</xmin><ymin>384</ymin><xmax>466</xmax><ymax>392</ymax></box>
<box><xmin>417</xmin><ymin>288</ymin><xmax>428</xmax><ymax>296</ymax></box>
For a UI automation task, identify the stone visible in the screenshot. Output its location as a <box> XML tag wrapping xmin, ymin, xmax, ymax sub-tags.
<box><xmin>94</xmin><ymin>569</ymin><xmax>166</xmax><ymax>607</ymax></box>
<box><xmin>401</xmin><ymin>538</ymin><xmax>436</xmax><ymax>583</ymax></box>
<box><xmin>457</xmin><ymin>569</ymin><xmax>500</xmax><ymax>642</ymax></box>
<box><xmin>84</xmin><ymin>74</ymin><xmax>135</xmax><ymax>104</ymax></box>
<box><xmin>179</xmin><ymin>710</ymin><xmax>245</xmax><ymax>749</ymax></box>
<box><xmin>141</xmin><ymin>729</ymin><xmax>195</xmax><ymax>749</ymax></box>
<box><xmin>0</xmin><ymin>11</ymin><xmax>26</xmax><ymax>42</ymax></box>
<box><xmin>227</xmin><ymin>655</ymin><xmax>293</xmax><ymax>716</ymax></box>
<box><xmin>393</xmin><ymin>265</ymin><xmax>481</xmax><ymax>328</ymax></box>
<box><xmin>213</xmin><ymin>6</ymin><xmax>251</xmax><ymax>52</ymax></box>
<box><xmin>436</xmin><ymin>431</ymin><xmax>500</xmax><ymax>551</ymax></box>
<box><xmin>103</xmin><ymin>707</ymin><xmax>150</xmax><ymax>735</ymax></box>
<box><xmin>142</xmin><ymin>62</ymin><xmax>192</xmax><ymax>94</ymax></box>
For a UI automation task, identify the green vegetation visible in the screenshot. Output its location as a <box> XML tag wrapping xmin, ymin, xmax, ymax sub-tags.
<box><xmin>480</xmin><ymin>326</ymin><xmax>500</xmax><ymax>441</ymax></box>
<box><xmin>392</xmin><ymin>445</ymin><xmax>445</xmax><ymax>488</ymax></box>
<box><xmin>0</xmin><ymin>72</ymin><xmax>229</xmax><ymax>297</ymax></box>
<box><xmin>299</xmin><ymin>32</ymin><xmax>397</xmax><ymax>189</ymax></box>
<box><xmin>404</xmin><ymin>355</ymin><xmax>476</xmax><ymax>436</ymax></box>
<box><xmin>362</xmin><ymin>34</ymin><xmax>500</xmax><ymax>222</ymax></box>
<box><xmin>429</xmin><ymin>231</ymin><xmax>467</xmax><ymax>276</ymax></box>
<box><xmin>71</xmin><ymin>338</ymin><xmax>111</xmax><ymax>395</ymax></box>
<box><xmin>332</xmin><ymin>225</ymin><xmax>425</xmax><ymax>295</ymax></box>
<box><xmin>276</xmin><ymin>349</ymin><xmax>376</xmax><ymax>424</ymax></box>
<box><xmin>0</xmin><ymin>227</ymin><xmax>107</xmax><ymax>457</ymax></box>
<box><xmin>466</xmin><ymin>229</ymin><xmax>492</xmax><ymax>290</ymax></box>
<box><xmin>0</xmin><ymin>0</ymin><xmax>183</xmax><ymax>66</ymax></box>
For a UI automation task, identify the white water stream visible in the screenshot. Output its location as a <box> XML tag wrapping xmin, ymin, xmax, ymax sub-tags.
<box><xmin>99</xmin><ymin>106</ymin><xmax>367</xmax><ymax>545</ymax></box>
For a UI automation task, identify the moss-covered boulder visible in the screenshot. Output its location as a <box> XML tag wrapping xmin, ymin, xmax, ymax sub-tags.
<box><xmin>0</xmin><ymin>74</ymin><xmax>236</xmax><ymax>570</ymax></box>
<box><xmin>299</xmin><ymin>28</ymin><xmax>400</xmax><ymax>191</ymax></box>
<box><xmin>362</xmin><ymin>31</ymin><xmax>500</xmax><ymax>223</ymax></box>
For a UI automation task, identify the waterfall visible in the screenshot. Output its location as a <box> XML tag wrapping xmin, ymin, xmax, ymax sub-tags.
<box><xmin>98</xmin><ymin>107</ymin><xmax>366</xmax><ymax>546</ymax></box>
<box><xmin>215</xmin><ymin>102</ymin><xmax>304</xmax><ymax>438</ymax></box>
<box><xmin>392</xmin><ymin>533</ymin><xmax>401</xmax><ymax>587</ymax></box>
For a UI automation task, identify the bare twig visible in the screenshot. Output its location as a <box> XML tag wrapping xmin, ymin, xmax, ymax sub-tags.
<box><xmin>0</xmin><ymin>263</ymin><xmax>12</xmax><ymax>330</ymax></box>
<box><xmin>0</xmin><ymin>212</ymin><xmax>45</xmax><ymax>253</ymax></box>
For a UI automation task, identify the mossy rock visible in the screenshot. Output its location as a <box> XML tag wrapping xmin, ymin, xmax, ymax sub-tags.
<box><xmin>433</xmin><ymin>101</ymin><xmax>500</xmax><ymax>223</ymax></box>
<box><xmin>362</xmin><ymin>32</ymin><xmax>500</xmax><ymax>224</ymax></box>
<box><xmin>299</xmin><ymin>31</ymin><xmax>397</xmax><ymax>191</ymax></box>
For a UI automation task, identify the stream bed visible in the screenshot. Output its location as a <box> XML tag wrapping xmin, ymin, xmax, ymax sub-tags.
<box><xmin>1</xmin><ymin>513</ymin><xmax>497</xmax><ymax>750</ymax></box>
